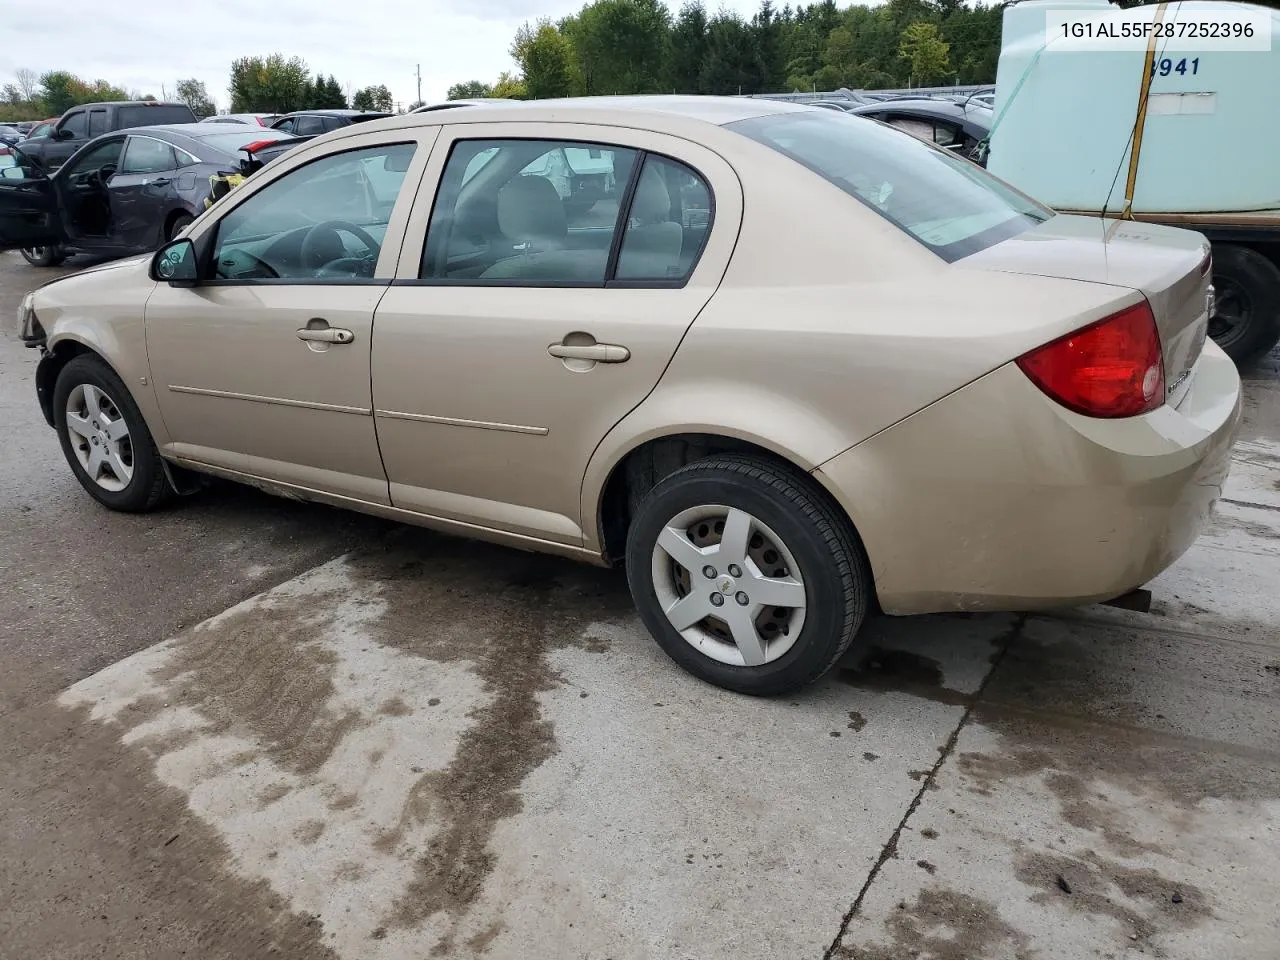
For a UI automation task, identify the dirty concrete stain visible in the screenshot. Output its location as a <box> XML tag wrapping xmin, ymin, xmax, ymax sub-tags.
<box><xmin>349</xmin><ymin>536</ymin><xmax>634</xmax><ymax>953</ymax></box>
<box><xmin>257</xmin><ymin>782</ymin><xmax>292</xmax><ymax>808</ymax></box>
<box><xmin>1015</xmin><ymin>848</ymin><xmax>1210</xmax><ymax>955</ymax></box>
<box><xmin>293</xmin><ymin>819</ymin><xmax>326</xmax><ymax>845</ymax></box>
<box><xmin>378</xmin><ymin>697</ymin><xmax>412</xmax><ymax>717</ymax></box>
<box><xmin>838</xmin><ymin>647</ymin><xmax>973</xmax><ymax>707</ymax></box>
<box><xmin>465</xmin><ymin>920</ymin><xmax>505</xmax><ymax>954</ymax></box>
<box><xmin>835</xmin><ymin>888</ymin><xmax>1033</xmax><ymax>960</ymax></box>
<box><xmin>847</xmin><ymin>710</ymin><xmax>867</xmax><ymax>732</ymax></box>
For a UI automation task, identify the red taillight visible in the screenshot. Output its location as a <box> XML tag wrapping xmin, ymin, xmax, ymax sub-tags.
<box><xmin>1016</xmin><ymin>300</ymin><xmax>1165</xmax><ymax>418</ymax></box>
<box><xmin>256</xmin><ymin>117</ymin><xmax>267</xmax><ymax>126</ymax></box>
<box><xmin>240</xmin><ymin>139</ymin><xmax>277</xmax><ymax>154</ymax></box>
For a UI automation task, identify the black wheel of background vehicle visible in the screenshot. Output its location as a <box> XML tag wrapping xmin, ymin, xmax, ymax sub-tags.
<box><xmin>1209</xmin><ymin>244</ymin><xmax>1280</xmax><ymax>367</ymax></box>
<box><xmin>20</xmin><ymin>245</ymin><xmax>66</xmax><ymax>267</ymax></box>
<box><xmin>625</xmin><ymin>454</ymin><xmax>871</xmax><ymax>696</ymax></box>
<box><xmin>167</xmin><ymin>213</ymin><xmax>194</xmax><ymax>241</ymax></box>
<box><xmin>53</xmin><ymin>355</ymin><xmax>170</xmax><ymax>512</ymax></box>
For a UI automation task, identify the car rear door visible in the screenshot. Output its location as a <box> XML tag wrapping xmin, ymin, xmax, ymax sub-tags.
<box><xmin>110</xmin><ymin>134</ymin><xmax>182</xmax><ymax>251</ymax></box>
<box><xmin>0</xmin><ymin>144</ymin><xmax>65</xmax><ymax>250</ymax></box>
<box><xmin>370</xmin><ymin>122</ymin><xmax>742</xmax><ymax>545</ymax></box>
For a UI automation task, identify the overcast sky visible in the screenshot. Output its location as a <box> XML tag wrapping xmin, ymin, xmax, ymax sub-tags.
<box><xmin>2</xmin><ymin>0</ymin><xmax>809</xmax><ymax>112</ymax></box>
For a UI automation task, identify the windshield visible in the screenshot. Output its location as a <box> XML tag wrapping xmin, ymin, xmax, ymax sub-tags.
<box><xmin>195</xmin><ymin>129</ymin><xmax>294</xmax><ymax>156</ymax></box>
<box><xmin>728</xmin><ymin>111</ymin><xmax>1051</xmax><ymax>263</ymax></box>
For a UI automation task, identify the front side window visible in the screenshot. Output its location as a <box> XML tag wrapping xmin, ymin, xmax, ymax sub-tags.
<box><xmin>120</xmin><ymin>137</ymin><xmax>177</xmax><ymax>175</ymax></box>
<box><xmin>63</xmin><ymin>139</ymin><xmax>125</xmax><ymax>179</ymax></box>
<box><xmin>210</xmin><ymin>141</ymin><xmax>416</xmax><ymax>282</ymax></box>
<box><xmin>729</xmin><ymin>111</ymin><xmax>1050</xmax><ymax>263</ymax></box>
<box><xmin>60</xmin><ymin>112</ymin><xmax>87</xmax><ymax>139</ymax></box>
<box><xmin>274</xmin><ymin>118</ymin><xmax>296</xmax><ymax>134</ymax></box>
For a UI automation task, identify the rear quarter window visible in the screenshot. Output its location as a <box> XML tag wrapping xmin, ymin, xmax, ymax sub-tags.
<box><xmin>728</xmin><ymin>111</ymin><xmax>1051</xmax><ymax>263</ymax></box>
<box><xmin>117</xmin><ymin>105</ymin><xmax>197</xmax><ymax>129</ymax></box>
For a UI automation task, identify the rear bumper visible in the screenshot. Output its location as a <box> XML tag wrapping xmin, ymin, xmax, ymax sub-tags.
<box><xmin>813</xmin><ymin>342</ymin><xmax>1242</xmax><ymax>615</ymax></box>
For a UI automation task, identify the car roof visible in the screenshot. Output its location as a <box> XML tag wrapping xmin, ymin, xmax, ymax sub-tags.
<box><xmin>278</xmin><ymin>109</ymin><xmax>391</xmax><ymax>118</ymax></box>
<box><xmin>364</xmin><ymin>95</ymin><xmax>807</xmax><ymax>136</ymax></box>
<box><xmin>64</xmin><ymin>101</ymin><xmax>192</xmax><ymax>110</ymax></box>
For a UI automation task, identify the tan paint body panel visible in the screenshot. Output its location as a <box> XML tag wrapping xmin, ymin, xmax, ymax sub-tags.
<box><xmin>814</xmin><ymin>341</ymin><xmax>1241</xmax><ymax>615</ymax></box>
<box><xmin>374</xmin><ymin>122</ymin><xmax>743</xmax><ymax>544</ymax></box>
<box><xmin>35</xmin><ymin>255</ymin><xmax>173</xmax><ymax>447</ymax></box>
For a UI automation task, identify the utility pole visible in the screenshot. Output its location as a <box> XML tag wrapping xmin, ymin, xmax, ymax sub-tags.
<box><xmin>416</xmin><ymin>64</ymin><xmax>422</xmax><ymax>106</ymax></box>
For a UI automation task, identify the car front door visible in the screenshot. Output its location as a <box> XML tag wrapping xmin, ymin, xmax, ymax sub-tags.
<box><xmin>143</xmin><ymin>130</ymin><xmax>437</xmax><ymax>503</ymax></box>
<box><xmin>0</xmin><ymin>144</ymin><xmax>65</xmax><ymax>250</ymax></box>
<box><xmin>370</xmin><ymin>123</ymin><xmax>741</xmax><ymax>545</ymax></box>
<box><xmin>110</xmin><ymin>134</ymin><xmax>183</xmax><ymax>251</ymax></box>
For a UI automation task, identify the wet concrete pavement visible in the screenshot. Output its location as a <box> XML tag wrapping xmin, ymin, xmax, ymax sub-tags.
<box><xmin>2</xmin><ymin>250</ymin><xmax>1279</xmax><ymax>959</ymax></box>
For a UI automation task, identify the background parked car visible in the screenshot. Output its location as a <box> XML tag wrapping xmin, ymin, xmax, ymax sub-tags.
<box><xmin>0</xmin><ymin>125</ymin><xmax>23</xmax><ymax>145</ymax></box>
<box><xmin>200</xmin><ymin>113</ymin><xmax>282</xmax><ymax>127</ymax></box>
<box><xmin>409</xmin><ymin>99</ymin><xmax>518</xmax><ymax>113</ymax></box>
<box><xmin>17</xmin><ymin>101</ymin><xmax>198</xmax><ymax>172</ymax></box>
<box><xmin>0</xmin><ymin>124</ymin><xmax>296</xmax><ymax>266</ymax></box>
<box><xmin>270</xmin><ymin>109</ymin><xmax>392</xmax><ymax>136</ymax></box>
<box><xmin>849</xmin><ymin>98</ymin><xmax>992</xmax><ymax>165</ymax></box>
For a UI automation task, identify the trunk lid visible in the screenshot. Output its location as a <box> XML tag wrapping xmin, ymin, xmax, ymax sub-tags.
<box><xmin>959</xmin><ymin>214</ymin><xmax>1214</xmax><ymax>405</ymax></box>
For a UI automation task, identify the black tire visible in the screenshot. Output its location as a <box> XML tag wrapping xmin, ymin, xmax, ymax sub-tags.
<box><xmin>20</xmin><ymin>245</ymin><xmax>67</xmax><ymax>267</ymax></box>
<box><xmin>53</xmin><ymin>354</ymin><xmax>170</xmax><ymax>512</ymax></box>
<box><xmin>1210</xmin><ymin>244</ymin><xmax>1280</xmax><ymax>367</ymax></box>
<box><xmin>167</xmin><ymin>213</ymin><xmax>194</xmax><ymax>241</ymax></box>
<box><xmin>625</xmin><ymin>454</ymin><xmax>871</xmax><ymax>696</ymax></box>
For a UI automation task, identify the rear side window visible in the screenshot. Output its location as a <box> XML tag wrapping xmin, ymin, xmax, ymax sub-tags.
<box><xmin>120</xmin><ymin>137</ymin><xmax>177</xmax><ymax>174</ymax></box>
<box><xmin>116</xmin><ymin>105</ymin><xmax>196</xmax><ymax>129</ymax></box>
<box><xmin>88</xmin><ymin>109</ymin><xmax>108</xmax><ymax>137</ymax></box>
<box><xmin>728</xmin><ymin>111</ymin><xmax>1050</xmax><ymax>263</ymax></box>
<box><xmin>295</xmin><ymin>116</ymin><xmax>326</xmax><ymax>136</ymax></box>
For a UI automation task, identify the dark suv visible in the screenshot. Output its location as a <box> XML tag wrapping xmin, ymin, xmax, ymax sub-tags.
<box><xmin>269</xmin><ymin>109</ymin><xmax>393</xmax><ymax>136</ymax></box>
<box><xmin>18</xmin><ymin>101</ymin><xmax>198</xmax><ymax>171</ymax></box>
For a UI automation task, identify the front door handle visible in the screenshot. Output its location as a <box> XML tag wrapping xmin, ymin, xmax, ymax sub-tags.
<box><xmin>297</xmin><ymin>326</ymin><xmax>354</xmax><ymax>344</ymax></box>
<box><xmin>547</xmin><ymin>342</ymin><xmax>630</xmax><ymax>363</ymax></box>
<box><xmin>147</xmin><ymin>177</ymin><xmax>172</xmax><ymax>186</ymax></box>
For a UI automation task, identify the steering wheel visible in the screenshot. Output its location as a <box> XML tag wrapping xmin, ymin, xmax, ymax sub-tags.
<box><xmin>299</xmin><ymin>219</ymin><xmax>380</xmax><ymax>273</ymax></box>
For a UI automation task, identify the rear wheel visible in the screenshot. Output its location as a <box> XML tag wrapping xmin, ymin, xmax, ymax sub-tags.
<box><xmin>20</xmin><ymin>245</ymin><xmax>67</xmax><ymax>267</ymax></box>
<box><xmin>1209</xmin><ymin>243</ymin><xmax>1280</xmax><ymax>367</ymax></box>
<box><xmin>625</xmin><ymin>455</ymin><xmax>871</xmax><ymax>696</ymax></box>
<box><xmin>167</xmin><ymin>213</ymin><xmax>194</xmax><ymax>241</ymax></box>
<box><xmin>53</xmin><ymin>355</ymin><xmax>169</xmax><ymax>512</ymax></box>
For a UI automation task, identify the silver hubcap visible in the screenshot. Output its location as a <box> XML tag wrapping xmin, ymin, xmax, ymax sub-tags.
<box><xmin>651</xmin><ymin>505</ymin><xmax>807</xmax><ymax>667</ymax></box>
<box><xmin>21</xmin><ymin>246</ymin><xmax>47</xmax><ymax>260</ymax></box>
<box><xmin>65</xmin><ymin>383</ymin><xmax>133</xmax><ymax>492</ymax></box>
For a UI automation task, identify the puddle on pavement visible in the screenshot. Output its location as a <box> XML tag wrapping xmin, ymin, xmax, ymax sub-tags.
<box><xmin>837</xmin><ymin>646</ymin><xmax>975</xmax><ymax>708</ymax></box>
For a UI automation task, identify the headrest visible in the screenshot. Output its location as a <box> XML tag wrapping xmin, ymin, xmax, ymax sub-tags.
<box><xmin>497</xmin><ymin>175</ymin><xmax>567</xmax><ymax>245</ymax></box>
<box><xmin>630</xmin><ymin>165</ymin><xmax>672</xmax><ymax>223</ymax></box>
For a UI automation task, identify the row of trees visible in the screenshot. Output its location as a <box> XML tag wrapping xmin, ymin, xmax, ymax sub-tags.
<box><xmin>227</xmin><ymin>54</ymin><xmax>393</xmax><ymax>114</ymax></box>
<box><xmin>447</xmin><ymin>0</ymin><xmax>1005</xmax><ymax>103</ymax></box>
<box><xmin>448</xmin><ymin>0</ymin><xmax>1280</xmax><ymax>103</ymax></box>
<box><xmin>1</xmin><ymin>57</ymin><xmax>400</xmax><ymax>123</ymax></box>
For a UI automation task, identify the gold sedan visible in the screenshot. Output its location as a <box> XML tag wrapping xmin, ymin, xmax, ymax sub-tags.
<box><xmin>12</xmin><ymin>97</ymin><xmax>1241</xmax><ymax>695</ymax></box>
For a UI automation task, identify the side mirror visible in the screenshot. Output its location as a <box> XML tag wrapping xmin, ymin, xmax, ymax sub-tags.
<box><xmin>55</xmin><ymin>128</ymin><xmax>76</xmax><ymax>140</ymax></box>
<box><xmin>150</xmin><ymin>238</ymin><xmax>199</xmax><ymax>286</ymax></box>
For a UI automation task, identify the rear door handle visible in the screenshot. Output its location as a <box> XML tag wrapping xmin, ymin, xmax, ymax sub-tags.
<box><xmin>547</xmin><ymin>343</ymin><xmax>630</xmax><ymax>363</ymax></box>
<box><xmin>297</xmin><ymin>326</ymin><xmax>355</xmax><ymax>344</ymax></box>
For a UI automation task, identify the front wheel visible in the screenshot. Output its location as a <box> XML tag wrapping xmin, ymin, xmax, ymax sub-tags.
<box><xmin>1210</xmin><ymin>244</ymin><xmax>1280</xmax><ymax>367</ymax></box>
<box><xmin>625</xmin><ymin>455</ymin><xmax>871</xmax><ymax>696</ymax></box>
<box><xmin>167</xmin><ymin>213</ymin><xmax>194</xmax><ymax>241</ymax></box>
<box><xmin>53</xmin><ymin>355</ymin><xmax>170</xmax><ymax>512</ymax></box>
<box><xmin>20</xmin><ymin>245</ymin><xmax>67</xmax><ymax>267</ymax></box>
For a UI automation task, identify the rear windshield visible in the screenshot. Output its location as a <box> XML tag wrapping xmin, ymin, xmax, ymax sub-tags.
<box><xmin>195</xmin><ymin>129</ymin><xmax>294</xmax><ymax>155</ymax></box>
<box><xmin>117</xmin><ymin>105</ymin><xmax>197</xmax><ymax>129</ymax></box>
<box><xmin>727</xmin><ymin>111</ymin><xmax>1051</xmax><ymax>263</ymax></box>
<box><xmin>348</xmin><ymin>113</ymin><xmax>391</xmax><ymax>124</ymax></box>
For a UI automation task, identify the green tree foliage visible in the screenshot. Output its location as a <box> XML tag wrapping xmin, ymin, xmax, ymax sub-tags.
<box><xmin>898</xmin><ymin>21</ymin><xmax>951</xmax><ymax>86</ymax></box>
<box><xmin>447</xmin><ymin>80</ymin><xmax>494</xmax><ymax>100</ymax></box>
<box><xmin>175</xmin><ymin>78</ymin><xmax>216</xmax><ymax>117</ymax></box>
<box><xmin>513</xmin><ymin>21</ymin><xmax>579</xmax><ymax>99</ymax></box>
<box><xmin>228</xmin><ymin>55</ymin><xmax>312</xmax><ymax>113</ymax></box>
<box><xmin>307</xmin><ymin>74</ymin><xmax>348</xmax><ymax>109</ymax></box>
<box><xmin>491</xmin><ymin>72</ymin><xmax>528</xmax><ymax>100</ymax></box>
<box><xmin>37</xmin><ymin>71</ymin><xmax>129</xmax><ymax>115</ymax></box>
<box><xmin>453</xmin><ymin>1</ymin><xmax>1011</xmax><ymax>100</ymax></box>
<box><xmin>352</xmin><ymin>84</ymin><xmax>394</xmax><ymax>112</ymax></box>
<box><xmin>665</xmin><ymin>2</ymin><xmax>710</xmax><ymax>93</ymax></box>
